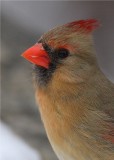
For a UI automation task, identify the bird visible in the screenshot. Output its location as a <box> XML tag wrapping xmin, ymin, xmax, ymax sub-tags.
<box><xmin>22</xmin><ymin>19</ymin><xmax>114</xmax><ymax>160</ymax></box>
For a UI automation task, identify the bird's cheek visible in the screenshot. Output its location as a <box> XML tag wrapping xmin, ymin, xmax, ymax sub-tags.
<box><xmin>21</xmin><ymin>43</ymin><xmax>50</xmax><ymax>69</ymax></box>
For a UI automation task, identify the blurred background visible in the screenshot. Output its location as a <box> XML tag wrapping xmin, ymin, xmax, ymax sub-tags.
<box><xmin>1</xmin><ymin>1</ymin><xmax>114</xmax><ymax>160</ymax></box>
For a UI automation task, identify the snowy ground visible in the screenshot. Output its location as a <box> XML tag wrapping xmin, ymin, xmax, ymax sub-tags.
<box><xmin>0</xmin><ymin>122</ymin><xmax>41</xmax><ymax>160</ymax></box>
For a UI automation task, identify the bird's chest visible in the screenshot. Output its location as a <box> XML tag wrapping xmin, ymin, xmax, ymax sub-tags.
<box><xmin>36</xmin><ymin>90</ymin><xmax>86</xmax><ymax>160</ymax></box>
<box><xmin>36</xmin><ymin>89</ymin><xmax>72</xmax><ymax>142</ymax></box>
<box><xmin>36</xmin><ymin>89</ymin><xmax>114</xmax><ymax>160</ymax></box>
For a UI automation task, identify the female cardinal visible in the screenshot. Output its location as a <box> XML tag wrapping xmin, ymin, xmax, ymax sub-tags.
<box><xmin>22</xmin><ymin>19</ymin><xmax>114</xmax><ymax>160</ymax></box>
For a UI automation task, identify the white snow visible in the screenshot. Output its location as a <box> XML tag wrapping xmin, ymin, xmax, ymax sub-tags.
<box><xmin>0</xmin><ymin>122</ymin><xmax>41</xmax><ymax>160</ymax></box>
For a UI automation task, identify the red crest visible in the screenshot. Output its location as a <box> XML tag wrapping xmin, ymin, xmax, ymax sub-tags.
<box><xmin>66</xmin><ymin>19</ymin><xmax>100</xmax><ymax>33</ymax></box>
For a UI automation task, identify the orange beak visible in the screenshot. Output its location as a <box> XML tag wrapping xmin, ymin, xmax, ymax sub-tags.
<box><xmin>21</xmin><ymin>43</ymin><xmax>50</xmax><ymax>69</ymax></box>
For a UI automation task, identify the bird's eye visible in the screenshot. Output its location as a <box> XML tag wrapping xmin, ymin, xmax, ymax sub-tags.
<box><xmin>58</xmin><ymin>48</ymin><xmax>69</xmax><ymax>59</ymax></box>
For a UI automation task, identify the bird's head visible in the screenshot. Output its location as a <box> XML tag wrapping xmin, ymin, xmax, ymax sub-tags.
<box><xmin>22</xmin><ymin>19</ymin><xmax>100</xmax><ymax>87</ymax></box>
